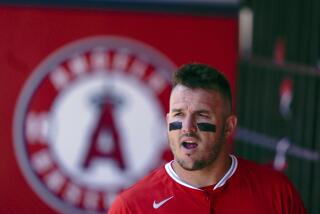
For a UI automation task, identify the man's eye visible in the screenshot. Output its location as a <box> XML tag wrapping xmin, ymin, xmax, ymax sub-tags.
<box><xmin>199</xmin><ymin>113</ymin><xmax>209</xmax><ymax>118</ymax></box>
<box><xmin>173</xmin><ymin>112</ymin><xmax>183</xmax><ymax>117</ymax></box>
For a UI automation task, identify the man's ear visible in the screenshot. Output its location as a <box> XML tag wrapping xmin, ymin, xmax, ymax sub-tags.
<box><xmin>224</xmin><ymin>115</ymin><xmax>237</xmax><ymax>137</ymax></box>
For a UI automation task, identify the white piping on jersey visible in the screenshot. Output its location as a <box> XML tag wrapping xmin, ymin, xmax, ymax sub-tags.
<box><xmin>165</xmin><ymin>154</ymin><xmax>238</xmax><ymax>190</ymax></box>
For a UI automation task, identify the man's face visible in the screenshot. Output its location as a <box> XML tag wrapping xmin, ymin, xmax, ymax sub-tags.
<box><xmin>167</xmin><ymin>85</ymin><xmax>234</xmax><ymax>171</ymax></box>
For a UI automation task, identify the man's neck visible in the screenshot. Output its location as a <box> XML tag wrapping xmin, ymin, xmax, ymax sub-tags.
<box><xmin>172</xmin><ymin>153</ymin><xmax>232</xmax><ymax>188</ymax></box>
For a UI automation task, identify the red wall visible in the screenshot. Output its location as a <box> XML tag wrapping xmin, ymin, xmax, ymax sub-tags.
<box><xmin>0</xmin><ymin>6</ymin><xmax>238</xmax><ymax>213</ymax></box>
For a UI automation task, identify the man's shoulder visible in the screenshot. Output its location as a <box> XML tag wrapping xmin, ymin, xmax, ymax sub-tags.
<box><xmin>234</xmin><ymin>156</ymin><xmax>306</xmax><ymax>213</ymax></box>
<box><xmin>108</xmin><ymin>164</ymin><xmax>171</xmax><ymax>213</ymax></box>
<box><xmin>236</xmin><ymin>156</ymin><xmax>292</xmax><ymax>185</ymax></box>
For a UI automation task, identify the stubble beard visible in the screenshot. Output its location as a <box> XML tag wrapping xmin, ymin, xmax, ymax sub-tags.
<box><xmin>171</xmin><ymin>127</ymin><xmax>226</xmax><ymax>171</ymax></box>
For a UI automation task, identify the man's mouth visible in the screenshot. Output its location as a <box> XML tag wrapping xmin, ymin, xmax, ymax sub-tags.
<box><xmin>182</xmin><ymin>141</ymin><xmax>198</xmax><ymax>149</ymax></box>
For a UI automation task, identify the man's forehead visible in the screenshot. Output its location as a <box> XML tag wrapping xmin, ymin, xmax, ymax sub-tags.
<box><xmin>169</xmin><ymin>85</ymin><xmax>221</xmax><ymax>104</ymax></box>
<box><xmin>170</xmin><ymin>100</ymin><xmax>213</xmax><ymax>109</ymax></box>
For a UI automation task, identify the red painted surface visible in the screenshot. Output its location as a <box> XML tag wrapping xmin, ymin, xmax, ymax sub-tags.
<box><xmin>0</xmin><ymin>6</ymin><xmax>237</xmax><ymax>213</ymax></box>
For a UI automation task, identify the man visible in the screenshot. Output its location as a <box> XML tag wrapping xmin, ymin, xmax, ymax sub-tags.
<box><xmin>108</xmin><ymin>63</ymin><xmax>306</xmax><ymax>213</ymax></box>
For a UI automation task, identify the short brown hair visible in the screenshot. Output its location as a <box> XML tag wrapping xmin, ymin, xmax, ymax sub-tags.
<box><xmin>173</xmin><ymin>63</ymin><xmax>232</xmax><ymax>111</ymax></box>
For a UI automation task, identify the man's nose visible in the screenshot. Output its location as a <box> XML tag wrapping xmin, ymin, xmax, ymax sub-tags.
<box><xmin>182</xmin><ymin>116</ymin><xmax>197</xmax><ymax>133</ymax></box>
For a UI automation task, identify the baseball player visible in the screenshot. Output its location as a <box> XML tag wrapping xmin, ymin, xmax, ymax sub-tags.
<box><xmin>108</xmin><ymin>63</ymin><xmax>306</xmax><ymax>214</ymax></box>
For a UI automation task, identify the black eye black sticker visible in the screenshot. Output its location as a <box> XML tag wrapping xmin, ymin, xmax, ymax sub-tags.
<box><xmin>169</xmin><ymin>121</ymin><xmax>216</xmax><ymax>132</ymax></box>
<box><xmin>197</xmin><ymin>123</ymin><xmax>216</xmax><ymax>132</ymax></box>
<box><xmin>169</xmin><ymin>121</ymin><xmax>182</xmax><ymax>131</ymax></box>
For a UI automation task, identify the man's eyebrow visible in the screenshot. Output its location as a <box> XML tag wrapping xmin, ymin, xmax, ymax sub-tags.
<box><xmin>170</xmin><ymin>109</ymin><xmax>211</xmax><ymax>114</ymax></box>
<box><xmin>171</xmin><ymin>108</ymin><xmax>182</xmax><ymax>113</ymax></box>
<box><xmin>195</xmin><ymin>110</ymin><xmax>210</xmax><ymax>114</ymax></box>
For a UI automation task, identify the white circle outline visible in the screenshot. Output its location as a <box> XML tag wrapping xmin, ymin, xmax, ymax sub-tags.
<box><xmin>13</xmin><ymin>35</ymin><xmax>176</xmax><ymax>214</ymax></box>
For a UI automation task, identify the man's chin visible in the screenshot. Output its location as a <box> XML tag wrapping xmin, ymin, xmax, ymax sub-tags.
<box><xmin>177</xmin><ymin>159</ymin><xmax>207</xmax><ymax>171</ymax></box>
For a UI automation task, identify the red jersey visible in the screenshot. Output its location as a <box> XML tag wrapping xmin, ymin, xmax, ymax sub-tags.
<box><xmin>108</xmin><ymin>155</ymin><xmax>306</xmax><ymax>214</ymax></box>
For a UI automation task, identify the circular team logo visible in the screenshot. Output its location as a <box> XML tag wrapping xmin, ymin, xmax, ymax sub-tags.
<box><xmin>14</xmin><ymin>36</ymin><xmax>176</xmax><ymax>213</ymax></box>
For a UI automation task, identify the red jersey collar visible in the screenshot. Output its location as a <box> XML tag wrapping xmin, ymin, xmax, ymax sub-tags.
<box><xmin>165</xmin><ymin>155</ymin><xmax>238</xmax><ymax>191</ymax></box>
